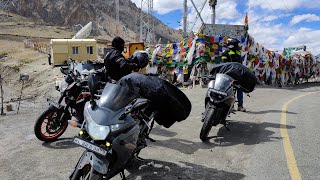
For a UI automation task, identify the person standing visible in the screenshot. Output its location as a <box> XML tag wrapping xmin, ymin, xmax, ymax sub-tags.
<box><xmin>221</xmin><ymin>38</ymin><xmax>246</xmax><ymax>112</ymax></box>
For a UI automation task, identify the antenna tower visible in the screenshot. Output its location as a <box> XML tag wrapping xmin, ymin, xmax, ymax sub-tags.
<box><xmin>139</xmin><ymin>0</ymin><xmax>154</xmax><ymax>44</ymax></box>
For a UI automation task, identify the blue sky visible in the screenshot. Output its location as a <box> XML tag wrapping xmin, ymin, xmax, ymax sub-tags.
<box><xmin>131</xmin><ymin>0</ymin><xmax>320</xmax><ymax>54</ymax></box>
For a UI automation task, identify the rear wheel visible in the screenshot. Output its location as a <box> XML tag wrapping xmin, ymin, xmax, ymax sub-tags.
<box><xmin>34</xmin><ymin>106</ymin><xmax>68</xmax><ymax>142</ymax></box>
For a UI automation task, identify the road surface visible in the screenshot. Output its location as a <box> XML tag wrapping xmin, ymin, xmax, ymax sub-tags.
<box><xmin>0</xmin><ymin>83</ymin><xmax>319</xmax><ymax>180</ymax></box>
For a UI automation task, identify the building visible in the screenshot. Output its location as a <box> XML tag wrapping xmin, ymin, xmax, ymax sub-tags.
<box><xmin>50</xmin><ymin>39</ymin><xmax>97</xmax><ymax>65</ymax></box>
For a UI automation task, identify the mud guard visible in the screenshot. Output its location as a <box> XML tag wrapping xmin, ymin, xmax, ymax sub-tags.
<box><xmin>72</xmin><ymin>151</ymin><xmax>109</xmax><ymax>176</ymax></box>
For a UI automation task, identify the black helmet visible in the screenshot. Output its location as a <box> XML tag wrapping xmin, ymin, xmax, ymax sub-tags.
<box><xmin>227</xmin><ymin>38</ymin><xmax>240</xmax><ymax>49</ymax></box>
<box><xmin>112</xmin><ymin>37</ymin><xmax>125</xmax><ymax>51</ymax></box>
<box><xmin>131</xmin><ymin>51</ymin><xmax>149</xmax><ymax>69</ymax></box>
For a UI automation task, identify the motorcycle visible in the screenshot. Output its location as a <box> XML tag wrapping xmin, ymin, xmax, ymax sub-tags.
<box><xmin>200</xmin><ymin>73</ymin><xmax>249</xmax><ymax>142</ymax></box>
<box><xmin>69</xmin><ymin>74</ymin><xmax>157</xmax><ymax>179</ymax></box>
<box><xmin>34</xmin><ymin>60</ymin><xmax>105</xmax><ymax>142</ymax></box>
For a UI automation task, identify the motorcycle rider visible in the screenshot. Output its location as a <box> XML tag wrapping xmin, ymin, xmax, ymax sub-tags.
<box><xmin>104</xmin><ymin>37</ymin><xmax>149</xmax><ymax>81</ymax></box>
<box><xmin>221</xmin><ymin>38</ymin><xmax>246</xmax><ymax>112</ymax></box>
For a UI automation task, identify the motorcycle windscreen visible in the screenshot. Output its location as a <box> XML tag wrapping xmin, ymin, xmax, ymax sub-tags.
<box><xmin>98</xmin><ymin>83</ymin><xmax>140</xmax><ymax>111</ymax></box>
<box><xmin>117</xmin><ymin>73</ymin><xmax>192</xmax><ymax>128</ymax></box>
<box><xmin>75</xmin><ymin>63</ymin><xmax>95</xmax><ymax>75</ymax></box>
<box><xmin>214</xmin><ymin>74</ymin><xmax>234</xmax><ymax>92</ymax></box>
<box><xmin>210</xmin><ymin>62</ymin><xmax>257</xmax><ymax>93</ymax></box>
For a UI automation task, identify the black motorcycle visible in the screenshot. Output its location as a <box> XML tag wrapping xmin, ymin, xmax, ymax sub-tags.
<box><xmin>34</xmin><ymin>61</ymin><xmax>105</xmax><ymax>142</ymax></box>
<box><xmin>70</xmin><ymin>75</ymin><xmax>157</xmax><ymax>179</ymax></box>
<box><xmin>199</xmin><ymin>62</ymin><xmax>257</xmax><ymax>142</ymax></box>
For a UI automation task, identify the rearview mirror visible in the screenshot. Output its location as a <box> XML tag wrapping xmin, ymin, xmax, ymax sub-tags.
<box><xmin>88</xmin><ymin>74</ymin><xmax>98</xmax><ymax>109</ymax></box>
<box><xmin>130</xmin><ymin>98</ymin><xmax>150</xmax><ymax>112</ymax></box>
<box><xmin>119</xmin><ymin>98</ymin><xmax>150</xmax><ymax>120</ymax></box>
<box><xmin>60</xmin><ymin>67</ymin><xmax>69</xmax><ymax>75</ymax></box>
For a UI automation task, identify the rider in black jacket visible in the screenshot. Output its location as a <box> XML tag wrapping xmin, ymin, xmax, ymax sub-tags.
<box><xmin>104</xmin><ymin>37</ymin><xmax>140</xmax><ymax>81</ymax></box>
<box><xmin>221</xmin><ymin>38</ymin><xmax>246</xmax><ymax>112</ymax></box>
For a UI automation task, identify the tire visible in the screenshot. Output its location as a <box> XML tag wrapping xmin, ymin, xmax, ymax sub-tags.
<box><xmin>70</xmin><ymin>164</ymin><xmax>102</xmax><ymax>180</ymax></box>
<box><xmin>200</xmin><ymin>105</ymin><xmax>219</xmax><ymax>142</ymax></box>
<box><xmin>34</xmin><ymin>106</ymin><xmax>68</xmax><ymax>142</ymax></box>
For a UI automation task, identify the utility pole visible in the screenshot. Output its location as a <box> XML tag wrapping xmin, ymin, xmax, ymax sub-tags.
<box><xmin>183</xmin><ymin>0</ymin><xmax>188</xmax><ymax>38</ymax></box>
<box><xmin>0</xmin><ymin>75</ymin><xmax>5</xmax><ymax>116</ymax></box>
<box><xmin>209</xmin><ymin>0</ymin><xmax>217</xmax><ymax>24</ymax></box>
<box><xmin>115</xmin><ymin>0</ymin><xmax>120</xmax><ymax>36</ymax></box>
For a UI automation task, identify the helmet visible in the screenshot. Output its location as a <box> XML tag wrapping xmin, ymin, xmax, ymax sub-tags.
<box><xmin>131</xmin><ymin>51</ymin><xmax>150</xmax><ymax>69</ymax></box>
<box><xmin>112</xmin><ymin>37</ymin><xmax>125</xmax><ymax>51</ymax></box>
<box><xmin>227</xmin><ymin>38</ymin><xmax>240</xmax><ymax>49</ymax></box>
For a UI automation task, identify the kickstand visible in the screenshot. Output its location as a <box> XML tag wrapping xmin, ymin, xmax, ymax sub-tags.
<box><xmin>223</xmin><ymin>121</ymin><xmax>231</xmax><ymax>132</ymax></box>
<box><xmin>146</xmin><ymin>135</ymin><xmax>156</xmax><ymax>142</ymax></box>
<box><xmin>136</xmin><ymin>156</ymin><xmax>145</xmax><ymax>161</ymax></box>
<box><xmin>120</xmin><ymin>171</ymin><xmax>127</xmax><ymax>180</ymax></box>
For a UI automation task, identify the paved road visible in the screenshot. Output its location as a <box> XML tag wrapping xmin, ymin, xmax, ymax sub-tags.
<box><xmin>284</xmin><ymin>93</ymin><xmax>320</xmax><ymax>180</ymax></box>
<box><xmin>0</xmin><ymin>83</ymin><xmax>320</xmax><ymax>180</ymax></box>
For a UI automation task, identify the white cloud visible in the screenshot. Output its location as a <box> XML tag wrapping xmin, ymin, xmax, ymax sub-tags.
<box><xmin>245</xmin><ymin>6</ymin><xmax>320</xmax><ymax>54</ymax></box>
<box><xmin>290</xmin><ymin>14</ymin><xmax>320</xmax><ymax>26</ymax></box>
<box><xmin>187</xmin><ymin>0</ymin><xmax>240</xmax><ymax>31</ymax></box>
<box><xmin>248</xmin><ymin>0</ymin><xmax>320</xmax><ymax>11</ymax></box>
<box><xmin>131</xmin><ymin>0</ymin><xmax>320</xmax><ymax>54</ymax></box>
<box><xmin>131</xmin><ymin>0</ymin><xmax>182</xmax><ymax>14</ymax></box>
<box><xmin>284</xmin><ymin>28</ymin><xmax>320</xmax><ymax>53</ymax></box>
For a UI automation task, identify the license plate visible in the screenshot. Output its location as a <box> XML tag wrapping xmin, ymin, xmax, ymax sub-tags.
<box><xmin>73</xmin><ymin>137</ymin><xmax>107</xmax><ymax>156</ymax></box>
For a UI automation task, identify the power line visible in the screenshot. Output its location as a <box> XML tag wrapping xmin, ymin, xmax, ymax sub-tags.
<box><xmin>263</xmin><ymin>0</ymin><xmax>304</xmax><ymax>50</ymax></box>
<box><xmin>265</xmin><ymin>0</ymin><xmax>303</xmax><ymax>47</ymax></box>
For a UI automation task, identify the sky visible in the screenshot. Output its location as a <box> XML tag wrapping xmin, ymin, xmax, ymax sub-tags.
<box><xmin>130</xmin><ymin>0</ymin><xmax>320</xmax><ymax>55</ymax></box>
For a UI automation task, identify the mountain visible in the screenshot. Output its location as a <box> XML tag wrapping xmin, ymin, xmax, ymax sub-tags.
<box><xmin>7</xmin><ymin>0</ymin><xmax>183</xmax><ymax>43</ymax></box>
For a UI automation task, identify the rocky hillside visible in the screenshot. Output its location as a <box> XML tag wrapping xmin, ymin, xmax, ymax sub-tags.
<box><xmin>8</xmin><ymin>0</ymin><xmax>183</xmax><ymax>43</ymax></box>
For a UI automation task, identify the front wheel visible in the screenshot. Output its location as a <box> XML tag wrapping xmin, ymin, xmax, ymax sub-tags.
<box><xmin>200</xmin><ymin>105</ymin><xmax>218</xmax><ymax>142</ymax></box>
<box><xmin>34</xmin><ymin>106</ymin><xmax>68</xmax><ymax>142</ymax></box>
<box><xmin>70</xmin><ymin>164</ymin><xmax>102</xmax><ymax>180</ymax></box>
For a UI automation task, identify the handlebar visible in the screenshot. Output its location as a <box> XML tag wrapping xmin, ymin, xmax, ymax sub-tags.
<box><xmin>202</xmin><ymin>75</ymin><xmax>215</xmax><ymax>80</ymax></box>
<box><xmin>233</xmin><ymin>84</ymin><xmax>250</xmax><ymax>97</ymax></box>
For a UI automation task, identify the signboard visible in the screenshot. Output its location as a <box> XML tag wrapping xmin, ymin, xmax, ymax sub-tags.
<box><xmin>199</xmin><ymin>24</ymin><xmax>246</xmax><ymax>39</ymax></box>
<box><xmin>283</xmin><ymin>46</ymin><xmax>306</xmax><ymax>56</ymax></box>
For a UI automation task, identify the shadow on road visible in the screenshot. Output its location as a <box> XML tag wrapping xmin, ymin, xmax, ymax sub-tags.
<box><xmin>149</xmin><ymin>120</ymin><xmax>295</xmax><ymax>154</ymax></box>
<box><xmin>126</xmin><ymin>159</ymin><xmax>245</xmax><ymax>180</ymax></box>
<box><xmin>246</xmin><ymin>110</ymin><xmax>297</xmax><ymax>115</ymax></box>
<box><xmin>152</xmin><ymin>138</ymin><xmax>214</xmax><ymax>155</ymax></box>
<box><xmin>42</xmin><ymin>138</ymin><xmax>78</xmax><ymax>149</ymax></box>
<box><xmin>208</xmin><ymin>120</ymin><xmax>295</xmax><ymax>146</ymax></box>
<box><xmin>151</xmin><ymin>126</ymin><xmax>178</xmax><ymax>138</ymax></box>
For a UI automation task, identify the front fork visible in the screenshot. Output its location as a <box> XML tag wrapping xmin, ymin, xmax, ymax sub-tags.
<box><xmin>50</xmin><ymin>93</ymin><xmax>72</xmax><ymax>124</ymax></box>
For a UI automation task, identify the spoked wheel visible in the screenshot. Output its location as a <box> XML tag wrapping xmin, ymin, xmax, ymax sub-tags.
<box><xmin>34</xmin><ymin>106</ymin><xmax>68</xmax><ymax>142</ymax></box>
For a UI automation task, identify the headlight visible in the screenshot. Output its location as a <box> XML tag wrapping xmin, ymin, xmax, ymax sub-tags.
<box><xmin>209</xmin><ymin>89</ymin><xmax>227</xmax><ymax>101</ymax></box>
<box><xmin>84</xmin><ymin>108</ymin><xmax>110</xmax><ymax>140</ymax></box>
<box><xmin>210</xmin><ymin>89</ymin><xmax>227</xmax><ymax>96</ymax></box>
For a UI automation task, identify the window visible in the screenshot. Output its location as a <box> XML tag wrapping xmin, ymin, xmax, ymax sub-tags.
<box><xmin>72</xmin><ymin>47</ymin><xmax>79</xmax><ymax>55</ymax></box>
<box><xmin>87</xmin><ymin>46</ymin><xmax>93</xmax><ymax>55</ymax></box>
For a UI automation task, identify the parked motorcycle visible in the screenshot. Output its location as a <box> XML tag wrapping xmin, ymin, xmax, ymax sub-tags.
<box><xmin>70</xmin><ymin>74</ymin><xmax>157</xmax><ymax>179</ymax></box>
<box><xmin>199</xmin><ymin>62</ymin><xmax>257</xmax><ymax>142</ymax></box>
<box><xmin>34</xmin><ymin>61</ymin><xmax>105</xmax><ymax>142</ymax></box>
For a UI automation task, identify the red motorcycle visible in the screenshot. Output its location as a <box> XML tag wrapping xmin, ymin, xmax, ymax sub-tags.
<box><xmin>34</xmin><ymin>61</ymin><xmax>105</xmax><ymax>142</ymax></box>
